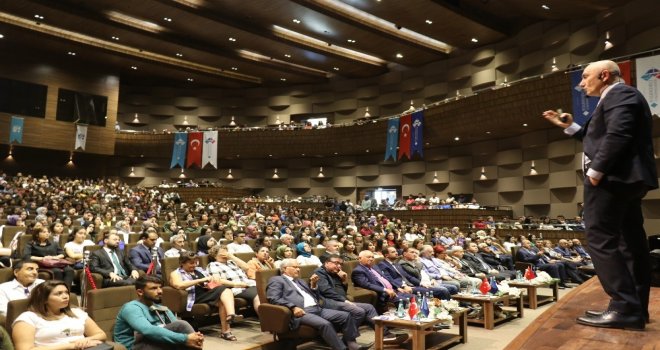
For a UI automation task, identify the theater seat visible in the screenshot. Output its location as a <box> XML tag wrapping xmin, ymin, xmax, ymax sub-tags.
<box><xmin>86</xmin><ymin>285</ymin><xmax>137</xmax><ymax>340</ymax></box>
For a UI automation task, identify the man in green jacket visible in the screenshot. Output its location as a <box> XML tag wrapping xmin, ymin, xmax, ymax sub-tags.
<box><xmin>114</xmin><ymin>276</ymin><xmax>203</xmax><ymax>349</ymax></box>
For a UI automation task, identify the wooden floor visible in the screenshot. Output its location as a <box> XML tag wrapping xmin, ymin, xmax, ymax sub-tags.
<box><xmin>505</xmin><ymin>277</ymin><xmax>660</xmax><ymax>350</ymax></box>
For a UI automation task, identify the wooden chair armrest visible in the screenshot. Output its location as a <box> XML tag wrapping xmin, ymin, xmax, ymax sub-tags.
<box><xmin>162</xmin><ymin>286</ymin><xmax>187</xmax><ymax>313</ymax></box>
<box><xmin>257</xmin><ymin>304</ymin><xmax>292</xmax><ymax>333</ymax></box>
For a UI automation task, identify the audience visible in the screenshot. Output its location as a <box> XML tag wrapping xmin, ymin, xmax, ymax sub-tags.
<box><xmin>0</xmin><ymin>260</ymin><xmax>44</xmax><ymax>318</ymax></box>
<box><xmin>90</xmin><ymin>231</ymin><xmax>140</xmax><ymax>288</ymax></box>
<box><xmin>23</xmin><ymin>226</ymin><xmax>75</xmax><ymax>289</ymax></box>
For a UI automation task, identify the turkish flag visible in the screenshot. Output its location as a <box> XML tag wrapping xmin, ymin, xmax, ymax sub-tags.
<box><xmin>186</xmin><ymin>132</ymin><xmax>203</xmax><ymax>168</ymax></box>
<box><xmin>398</xmin><ymin>114</ymin><xmax>412</xmax><ymax>160</ymax></box>
<box><xmin>408</xmin><ymin>296</ymin><xmax>419</xmax><ymax>319</ymax></box>
<box><xmin>524</xmin><ymin>266</ymin><xmax>536</xmax><ymax>280</ymax></box>
<box><xmin>479</xmin><ymin>277</ymin><xmax>491</xmax><ymax>295</ymax></box>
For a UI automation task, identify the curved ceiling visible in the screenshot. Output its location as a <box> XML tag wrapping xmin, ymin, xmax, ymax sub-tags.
<box><xmin>0</xmin><ymin>0</ymin><xmax>628</xmax><ymax>88</ymax></box>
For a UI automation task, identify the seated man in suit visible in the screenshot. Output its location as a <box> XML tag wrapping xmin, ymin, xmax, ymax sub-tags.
<box><xmin>516</xmin><ymin>239</ymin><xmax>571</xmax><ymax>288</ymax></box>
<box><xmin>464</xmin><ymin>242</ymin><xmax>515</xmax><ymax>281</ymax></box>
<box><xmin>380</xmin><ymin>247</ymin><xmax>454</xmax><ymax>300</ymax></box>
<box><xmin>351</xmin><ymin>250</ymin><xmax>413</xmax><ymax>310</ymax></box>
<box><xmin>130</xmin><ymin>230</ymin><xmax>165</xmax><ymax>276</ymax></box>
<box><xmin>90</xmin><ymin>231</ymin><xmax>140</xmax><ymax>287</ymax></box>
<box><xmin>267</xmin><ymin>258</ymin><xmax>370</xmax><ymax>350</ymax></box>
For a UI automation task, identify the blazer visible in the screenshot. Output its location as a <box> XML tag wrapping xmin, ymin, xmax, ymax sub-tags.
<box><xmin>313</xmin><ymin>266</ymin><xmax>348</xmax><ymax>308</ymax></box>
<box><xmin>266</xmin><ymin>275</ymin><xmax>322</xmax><ymax>330</ymax></box>
<box><xmin>463</xmin><ymin>252</ymin><xmax>492</xmax><ymax>274</ymax></box>
<box><xmin>576</xmin><ymin>84</ymin><xmax>658</xmax><ymax>189</ymax></box>
<box><xmin>377</xmin><ymin>260</ymin><xmax>410</xmax><ymax>289</ymax></box>
<box><xmin>129</xmin><ymin>244</ymin><xmax>165</xmax><ymax>273</ymax></box>
<box><xmin>398</xmin><ymin>260</ymin><xmax>422</xmax><ymax>285</ymax></box>
<box><xmin>516</xmin><ymin>247</ymin><xmax>546</xmax><ymax>267</ymax></box>
<box><xmin>351</xmin><ymin>263</ymin><xmax>389</xmax><ymax>302</ymax></box>
<box><xmin>90</xmin><ymin>248</ymin><xmax>137</xmax><ymax>279</ymax></box>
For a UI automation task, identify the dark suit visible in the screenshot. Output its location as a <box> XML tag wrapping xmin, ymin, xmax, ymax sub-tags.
<box><xmin>90</xmin><ymin>247</ymin><xmax>138</xmax><ymax>287</ymax></box>
<box><xmin>351</xmin><ymin>263</ymin><xmax>412</xmax><ymax>305</ymax></box>
<box><xmin>463</xmin><ymin>252</ymin><xmax>515</xmax><ymax>281</ymax></box>
<box><xmin>129</xmin><ymin>244</ymin><xmax>164</xmax><ymax>275</ymax></box>
<box><xmin>314</xmin><ymin>266</ymin><xmax>377</xmax><ymax>328</ymax></box>
<box><xmin>517</xmin><ymin>247</ymin><xmax>568</xmax><ymax>283</ymax></box>
<box><xmin>573</xmin><ymin>83</ymin><xmax>657</xmax><ymax>318</ymax></box>
<box><xmin>266</xmin><ymin>275</ymin><xmax>358</xmax><ymax>350</ymax></box>
<box><xmin>378</xmin><ymin>260</ymin><xmax>452</xmax><ymax>300</ymax></box>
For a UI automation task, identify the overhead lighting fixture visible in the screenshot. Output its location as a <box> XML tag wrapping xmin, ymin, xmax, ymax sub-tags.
<box><xmin>187</xmin><ymin>78</ymin><xmax>194</xmax><ymax>82</ymax></box>
<box><xmin>67</xmin><ymin>152</ymin><xmax>74</xmax><ymax>166</ymax></box>
<box><xmin>551</xmin><ymin>57</ymin><xmax>559</xmax><ymax>72</ymax></box>
<box><xmin>175</xmin><ymin>52</ymin><xmax>183</xmax><ymax>57</ymax></box>
<box><xmin>226</xmin><ymin>169</ymin><xmax>233</xmax><ymax>179</ymax></box>
<box><xmin>347</xmin><ymin>39</ymin><xmax>356</xmax><ymax>43</ymax></box>
<box><xmin>425</xmin><ymin>19</ymin><xmax>433</xmax><ymax>24</ymax></box>
<box><xmin>542</xmin><ymin>4</ymin><xmax>550</xmax><ymax>10</ymax></box>
<box><xmin>272</xmin><ymin>25</ymin><xmax>386</xmax><ymax>66</ymax></box>
<box><xmin>396</xmin><ymin>53</ymin><xmax>403</xmax><ymax>58</ymax></box>
<box><xmin>405</xmin><ymin>100</ymin><xmax>415</xmax><ymax>113</ymax></box>
<box><xmin>229</xmin><ymin>116</ymin><xmax>236</xmax><ymax>126</ymax></box>
<box><xmin>456</xmin><ymin>90</ymin><xmax>462</xmax><ymax>100</ymax></box>
<box><xmin>67</xmin><ymin>51</ymin><xmax>76</xmax><ymax>56</ymax></box>
<box><xmin>292</xmin><ymin>19</ymin><xmax>301</xmax><ymax>24</ymax></box>
<box><xmin>34</xmin><ymin>14</ymin><xmax>44</xmax><ymax>20</ymax></box>
<box><xmin>275</xmin><ymin>115</ymin><xmax>282</xmax><ymax>124</ymax></box>
<box><xmin>163</xmin><ymin>17</ymin><xmax>172</xmax><ymax>22</ymax></box>
<box><xmin>111</xmin><ymin>36</ymin><xmax>119</xmax><ymax>41</ymax></box>
<box><xmin>523</xmin><ymin>123</ymin><xmax>528</xmax><ymax>127</ymax></box>
<box><xmin>231</xmin><ymin>67</ymin><xmax>238</xmax><ymax>70</ymax></box>
<box><xmin>454</xmin><ymin>136</ymin><xmax>460</xmax><ymax>141</ymax></box>
<box><xmin>182</xmin><ymin>116</ymin><xmax>189</xmax><ymax>125</ymax></box>
<box><xmin>228</xmin><ymin>37</ymin><xmax>237</xmax><ymax>42</ymax></box>
<box><xmin>529</xmin><ymin>161</ymin><xmax>538</xmax><ymax>176</ymax></box>
<box><xmin>280</xmin><ymin>78</ymin><xmax>287</xmax><ymax>81</ymax></box>
<box><xmin>333</xmin><ymin>67</ymin><xmax>339</xmax><ymax>71</ymax></box>
<box><xmin>106</xmin><ymin>11</ymin><xmax>165</xmax><ymax>33</ymax></box>
<box><xmin>307</xmin><ymin>0</ymin><xmax>452</xmax><ymax>54</ymax></box>
<box><xmin>0</xmin><ymin>34</ymin><xmax>3</xmax><ymax>39</ymax></box>
<box><xmin>480</xmin><ymin>167</ymin><xmax>487</xmax><ymax>180</ymax></box>
<box><xmin>284</xmin><ymin>54</ymin><xmax>291</xmax><ymax>58</ymax></box>
<box><xmin>129</xmin><ymin>167</ymin><xmax>135</xmax><ymax>177</ymax></box>
<box><xmin>471</xmin><ymin>38</ymin><xmax>479</xmax><ymax>43</ymax></box>
<box><xmin>6</xmin><ymin>145</ymin><xmax>13</xmax><ymax>160</ymax></box>
<box><xmin>237</xmin><ymin>49</ymin><xmax>328</xmax><ymax>76</ymax></box>
<box><xmin>364</xmin><ymin>107</ymin><xmax>371</xmax><ymax>118</ymax></box>
<box><xmin>130</xmin><ymin>66</ymin><xmax>138</xmax><ymax>70</ymax></box>
<box><xmin>604</xmin><ymin>31</ymin><xmax>613</xmax><ymax>50</ymax></box>
<box><xmin>132</xmin><ymin>113</ymin><xmax>140</xmax><ymax>123</ymax></box>
<box><xmin>501</xmin><ymin>76</ymin><xmax>509</xmax><ymax>87</ymax></box>
<box><xmin>272</xmin><ymin>168</ymin><xmax>279</xmax><ymax>179</ymax></box>
<box><xmin>318</xmin><ymin>167</ymin><xmax>325</xmax><ymax>178</ymax></box>
<box><xmin>432</xmin><ymin>171</ymin><xmax>439</xmax><ymax>183</ymax></box>
<box><xmin>179</xmin><ymin>168</ymin><xmax>186</xmax><ymax>178</ymax></box>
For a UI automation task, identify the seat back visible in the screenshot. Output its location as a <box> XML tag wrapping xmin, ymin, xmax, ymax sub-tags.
<box><xmin>311</xmin><ymin>247</ymin><xmax>326</xmax><ymax>257</ymax></box>
<box><xmin>255</xmin><ymin>268</ymin><xmax>280</xmax><ymax>306</ymax></box>
<box><xmin>299</xmin><ymin>265</ymin><xmax>317</xmax><ymax>284</ymax></box>
<box><xmin>17</xmin><ymin>235</ymin><xmax>33</xmax><ymax>258</ymax></box>
<box><xmin>343</xmin><ymin>260</ymin><xmax>360</xmax><ymax>295</ymax></box>
<box><xmin>162</xmin><ymin>257</ymin><xmax>180</xmax><ymax>287</ymax></box>
<box><xmin>234</xmin><ymin>252</ymin><xmax>255</xmax><ymax>263</ymax></box>
<box><xmin>1</xmin><ymin>226</ymin><xmax>23</xmax><ymax>249</ymax></box>
<box><xmin>0</xmin><ymin>268</ymin><xmax>14</xmax><ymax>283</ymax></box>
<box><xmin>87</xmin><ymin>286</ymin><xmax>138</xmax><ymax>340</ymax></box>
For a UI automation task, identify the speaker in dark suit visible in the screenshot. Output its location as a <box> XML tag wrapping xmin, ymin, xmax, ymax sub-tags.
<box><xmin>543</xmin><ymin>60</ymin><xmax>657</xmax><ymax>330</ymax></box>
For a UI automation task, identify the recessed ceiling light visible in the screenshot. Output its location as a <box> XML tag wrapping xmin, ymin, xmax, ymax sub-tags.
<box><xmin>486</xmin><ymin>131</ymin><xmax>491</xmax><ymax>134</ymax></box>
<box><xmin>228</xmin><ymin>37</ymin><xmax>237</xmax><ymax>42</ymax></box>
<box><xmin>284</xmin><ymin>54</ymin><xmax>291</xmax><ymax>58</ymax></box>
<box><xmin>231</xmin><ymin>67</ymin><xmax>238</xmax><ymax>71</ymax></box>
<box><xmin>67</xmin><ymin>51</ymin><xmax>76</xmax><ymax>56</ymax></box>
<box><xmin>334</xmin><ymin>152</ymin><xmax>338</xmax><ymax>155</ymax></box>
<box><xmin>280</xmin><ymin>78</ymin><xmax>287</xmax><ymax>81</ymax></box>
<box><xmin>187</xmin><ymin>78</ymin><xmax>194</xmax><ymax>82</ymax></box>
<box><xmin>333</xmin><ymin>67</ymin><xmax>339</xmax><ymax>71</ymax></box>
<box><xmin>454</xmin><ymin>136</ymin><xmax>460</xmax><ymax>141</ymax></box>
<box><xmin>292</xmin><ymin>19</ymin><xmax>301</xmax><ymax>24</ymax></box>
<box><xmin>471</xmin><ymin>38</ymin><xmax>478</xmax><ymax>43</ymax></box>
<box><xmin>34</xmin><ymin>14</ymin><xmax>44</xmax><ymax>20</ymax></box>
<box><xmin>542</xmin><ymin>4</ymin><xmax>550</xmax><ymax>10</ymax></box>
<box><xmin>130</xmin><ymin>66</ymin><xmax>138</xmax><ymax>70</ymax></box>
<box><xmin>111</xmin><ymin>36</ymin><xmax>119</xmax><ymax>41</ymax></box>
<box><xmin>365</xmin><ymin>149</ymin><xmax>370</xmax><ymax>153</ymax></box>
<box><xmin>0</xmin><ymin>34</ymin><xmax>5</xmax><ymax>39</ymax></box>
<box><xmin>522</xmin><ymin>123</ymin><xmax>528</xmax><ymax>127</ymax></box>
<box><xmin>347</xmin><ymin>39</ymin><xmax>356</xmax><ymax>43</ymax></box>
<box><xmin>163</xmin><ymin>17</ymin><xmax>172</xmax><ymax>22</ymax></box>
<box><xmin>396</xmin><ymin>53</ymin><xmax>403</xmax><ymax>58</ymax></box>
<box><xmin>425</xmin><ymin>19</ymin><xmax>433</xmax><ymax>24</ymax></box>
<box><xmin>175</xmin><ymin>53</ymin><xmax>183</xmax><ymax>57</ymax></box>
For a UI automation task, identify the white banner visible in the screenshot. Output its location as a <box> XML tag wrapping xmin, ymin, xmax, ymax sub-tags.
<box><xmin>635</xmin><ymin>55</ymin><xmax>660</xmax><ymax>116</ymax></box>
<box><xmin>75</xmin><ymin>124</ymin><xmax>88</xmax><ymax>150</ymax></box>
<box><xmin>202</xmin><ymin>130</ymin><xmax>218</xmax><ymax>169</ymax></box>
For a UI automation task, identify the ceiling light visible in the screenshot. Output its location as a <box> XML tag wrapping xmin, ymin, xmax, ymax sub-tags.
<box><xmin>396</xmin><ymin>53</ymin><xmax>403</xmax><ymax>58</ymax></box>
<box><xmin>523</xmin><ymin>123</ymin><xmax>528</xmax><ymax>127</ymax></box>
<box><xmin>106</xmin><ymin>11</ymin><xmax>164</xmax><ymax>33</ymax></box>
<box><xmin>176</xmin><ymin>53</ymin><xmax>183</xmax><ymax>57</ymax></box>
<box><xmin>34</xmin><ymin>14</ymin><xmax>44</xmax><ymax>20</ymax></box>
<box><xmin>163</xmin><ymin>17</ymin><xmax>172</xmax><ymax>22</ymax></box>
<box><xmin>405</xmin><ymin>100</ymin><xmax>415</xmax><ymax>113</ymax></box>
<box><xmin>471</xmin><ymin>38</ymin><xmax>478</xmax><ymax>43</ymax></box>
<box><xmin>333</xmin><ymin>67</ymin><xmax>339</xmax><ymax>71</ymax></box>
<box><xmin>231</xmin><ymin>67</ymin><xmax>238</xmax><ymax>71</ymax></box>
<box><xmin>425</xmin><ymin>20</ymin><xmax>433</xmax><ymax>24</ymax></box>
<box><xmin>530</xmin><ymin>161</ymin><xmax>538</xmax><ymax>176</ymax></box>
<box><xmin>238</xmin><ymin>49</ymin><xmax>328</xmax><ymax>76</ymax></box>
<box><xmin>187</xmin><ymin>78</ymin><xmax>194</xmax><ymax>82</ymax></box>
<box><xmin>317</xmin><ymin>167</ymin><xmax>325</xmax><ymax>178</ymax></box>
<box><xmin>480</xmin><ymin>167</ymin><xmax>487</xmax><ymax>180</ymax></box>
<box><xmin>551</xmin><ymin>57</ymin><xmax>559</xmax><ymax>72</ymax></box>
<box><xmin>542</xmin><ymin>4</ymin><xmax>550</xmax><ymax>10</ymax></box>
<box><xmin>67</xmin><ymin>51</ymin><xmax>76</xmax><ymax>56</ymax></box>
<box><xmin>0</xmin><ymin>34</ymin><xmax>3</xmax><ymax>39</ymax></box>
<box><xmin>280</xmin><ymin>78</ymin><xmax>287</xmax><ymax>81</ymax></box>
<box><xmin>67</xmin><ymin>152</ymin><xmax>74</xmax><ymax>166</ymax></box>
<box><xmin>111</xmin><ymin>36</ymin><xmax>119</xmax><ymax>41</ymax></box>
<box><xmin>129</xmin><ymin>167</ymin><xmax>135</xmax><ymax>177</ymax></box>
<box><xmin>604</xmin><ymin>31</ymin><xmax>613</xmax><ymax>50</ymax></box>
<box><xmin>226</xmin><ymin>169</ymin><xmax>233</xmax><ymax>179</ymax></box>
<box><xmin>364</xmin><ymin>107</ymin><xmax>371</xmax><ymax>118</ymax></box>
<box><xmin>229</xmin><ymin>116</ymin><xmax>236</xmax><ymax>126</ymax></box>
<box><xmin>228</xmin><ymin>37</ymin><xmax>237</xmax><ymax>42</ymax></box>
<box><xmin>182</xmin><ymin>116</ymin><xmax>189</xmax><ymax>125</ymax></box>
<box><xmin>432</xmin><ymin>172</ymin><xmax>439</xmax><ymax>183</ymax></box>
<box><xmin>293</xmin><ymin>19</ymin><xmax>301</xmax><ymax>24</ymax></box>
<box><xmin>347</xmin><ymin>39</ymin><xmax>356</xmax><ymax>43</ymax></box>
<box><xmin>272</xmin><ymin>168</ymin><xmax>279</xmax><ymax>179</ymax></box>
<box><xmin>454</xmin><ymin>136</ymin><xmax>460</xmax><ymax>141</ymax></box>
<box><xmin>284</xmin><ymin>54</ymin><xmax>291</xmax><ymax>58</ymax></box>
<box><xmin>130</xmin><ymin>66</ymin><xmax>138</xmax><ymax>70</ymax></box>
<box><xmin>132</xmin><ymin>113</ymin><xmax>141</xmax><ymax>123</ymax></box>
<box><xmin>179</xmin><ymin>168</ymin><xmax>186</xmax><ymax>178</ymax></box>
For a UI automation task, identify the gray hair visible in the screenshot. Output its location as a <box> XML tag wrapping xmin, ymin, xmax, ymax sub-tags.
<box><xmin>279</xmin><ymin>258</ymin><xmax>298</xmax><ymax>273</ymax></box>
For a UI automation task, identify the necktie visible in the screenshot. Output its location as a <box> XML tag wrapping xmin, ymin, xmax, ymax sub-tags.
<box><xmin>24</xmin><ymin>288</ymin><xmax>29</xmax><ymax>296</ymax></box>
<box><xmin>369</xmin><ymin>267</ymin><xmax>393</xmax><ymax>290</ymax></box>
<box><xmin>111</xmin><ymin>250</ymin><xmax>127</xmax><ymax>276</ymax></box>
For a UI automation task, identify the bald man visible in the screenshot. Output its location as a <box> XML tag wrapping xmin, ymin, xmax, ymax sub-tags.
<box><xmin>543</xmin><ymin>60</ymin><xmax>657</xmax><ymax>330</ymax></box>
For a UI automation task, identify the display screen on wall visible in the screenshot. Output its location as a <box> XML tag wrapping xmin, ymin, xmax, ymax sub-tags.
<box><xmin>0</xmin><ymin>77</ymin><xmax>47</xmax><ymax>118</ymax></box>
<box><xmin>56</xmin><ymin>88</ymin><xmax>107</xmax><ymax>126</ymax></box>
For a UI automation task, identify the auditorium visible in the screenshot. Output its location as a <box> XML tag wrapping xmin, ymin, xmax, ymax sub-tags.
<box><xmin>0</xmin><ymin>1</ymin><xmax>659</xmax><ymax>349</ymax></box>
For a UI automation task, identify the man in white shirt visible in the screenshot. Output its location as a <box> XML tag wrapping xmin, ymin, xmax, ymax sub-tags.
<box><xmin>0</xmin><ymin>259</ymin><xmax>44</xmax><ymax>317</ymax></box>
<box><xmin>226</xmin><ymin>232</ymin><xmax>254</xmax><ymax>254</ymax></box>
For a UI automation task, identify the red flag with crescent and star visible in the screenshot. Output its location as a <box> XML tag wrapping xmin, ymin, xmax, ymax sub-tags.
<box><xmin>186</xmin><ymin>132</ymin><xmax>203</xmax><ymax>168</ymax></box>
<box><xmin>398</xmin><ymin>114</ymin><xmax>412</xmax><ymax>160</ymax></box>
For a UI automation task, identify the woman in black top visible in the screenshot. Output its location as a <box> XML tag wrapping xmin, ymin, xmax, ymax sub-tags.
<box><xmin>23</xmin><ymin>226</ymin><xmax>74</xmax><ymax>288</ymax></box>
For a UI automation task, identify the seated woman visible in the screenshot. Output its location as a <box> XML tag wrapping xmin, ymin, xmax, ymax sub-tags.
<box><xmin>196</xmin><ymin>235</ymin><xmax>217</xmax><ymax>257</ymax></box>
<box><xmin>206</xmin><ymin>245</ymin><xmax>260</xmax><ymax>313</ymax></box>
<box><xmin>12</xmin><ymin>280</ymin><xmax>107</xmax><ymax>350</ymax></box>
<box><xmin>341</xmin><ymin>240</ymin><xmax>359</xmax><ymax>261</ymax></box>
<box><xmin>23</xmin><ymin>227</ymin><xmax>75</xmax><ymax>288</ymax></box>
<box><xmin>64</xmin><ymin>228</ymin><xmax>96</xmax><ymax>269</ymax></box>
<box><xmin>295</xmin><ymin>242</ymin><xmax>322</xmax><ymax>267</ymax></box>
<box><xmin>273</xmin><ymin>245</ymin><xmax>293</xmax><ymax>269</ymax></box>
<box><xmin>169</xmin><ymin>252</ymin><xmax>239</xmax><ymax>341</ymax></box>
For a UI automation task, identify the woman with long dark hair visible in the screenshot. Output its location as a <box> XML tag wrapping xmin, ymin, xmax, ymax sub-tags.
<box><xmin>23</xmin><ymin>227</ymin><xmax>74</xmax><ymax>288</ymax></box>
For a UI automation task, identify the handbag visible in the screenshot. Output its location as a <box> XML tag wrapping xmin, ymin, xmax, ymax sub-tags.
<box><xmin>37</xmin><ymin>258</ymin><xmax>73</xmax><ymax>268</ymax></box>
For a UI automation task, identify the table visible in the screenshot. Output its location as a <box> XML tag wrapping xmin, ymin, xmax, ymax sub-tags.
<box><xmin>450</xmin><ymin>293</ymin><xmax>523</xmax><ymax>329</ymax></box>
<box><xmin>373</xmin><ymin>309</ymin><xmax>467</xmax><ymax>350</ymax></box>
<box><xmin>508</xmin><ymin>280</ymin><xmax>559</xmax><ymax>309</ymax></box>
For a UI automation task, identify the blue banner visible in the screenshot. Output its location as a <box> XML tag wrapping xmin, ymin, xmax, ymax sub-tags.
<box><xmin>570</xmin><ymin>70</ymin><xmax>599</xmax><ymax>126</ymax></box>
<box><xmin>9</xmin><ymin>116</ymin><xmax>23</xmax><ymax>144</ymax></box>
<box><xmin>410</xmin><ymin>111</ymin><xmax>424</xmax><ymax>157</ymax></box>
<box><xmin>384</xmin><ymin>118</ymin><xmax>399</xmax><ymax>161</ymax></box>
<box><xmin>170</xmin><ymin>132</ymin><xmax>188</xmax><ymax>169</ymax></box>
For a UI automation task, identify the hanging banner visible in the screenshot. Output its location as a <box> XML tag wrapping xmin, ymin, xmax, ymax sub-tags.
<box><xmin>170</xmin><ymin>132</ymin><xmax>188</xmax><ymax>169</ymax></box>
<box><xmin>186</xmin><ymin>132</ymin><xmax>203</xmax><ymax>168</ymax></box>
<box><xmin>410</xmin><ymin>111</ymin><xmax>424</xmax><ymax>158</ymax></box>
<box><xmin>384</xmin><ymin>118</ymin><xmax>399</xmax><ymax>161</ymax></box>
<box><xmin>397</xmin><ymin>114</ymin><xmax>412</xmax><ymax>160</ymax></box>
<box><xmin>636</xmin><ymin>55</ymin><xmax>660</xmax><ymax>116</ymax></box>
<box><xmin>202</xmin><ymin>130</ymin><xmax>218</xmax><ymax>169</ymax></box>
<box><xmin>570</xmin><ymin>70</ymin><xmax>599</xmax><ymax>126</ymax></box>
<box><xmin>9</xmin><ymin>116</ymin><xmax>24</xmax><ymax>144</ymax></box>
<box><xmin>74</xmin><ymin>124</ymin><xmax>88</xmax><ymax>150</ymax></box>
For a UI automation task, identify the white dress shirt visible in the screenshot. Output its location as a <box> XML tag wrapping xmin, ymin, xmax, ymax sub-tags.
<box><xmin>0</xmin><ymin>278</ymin><xmax>45</xmax><ymax>316</ymax></box>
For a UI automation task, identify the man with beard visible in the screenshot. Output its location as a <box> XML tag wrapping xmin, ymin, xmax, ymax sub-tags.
<box><xmin>115</xmin><ymin>276</ymin><xmax>203</xmax><ymax>349</ymax></box>
<box><xmin>90</xmin><ymin>231</ymin><xmax>140</xmax><ymax>287</ymax></box>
